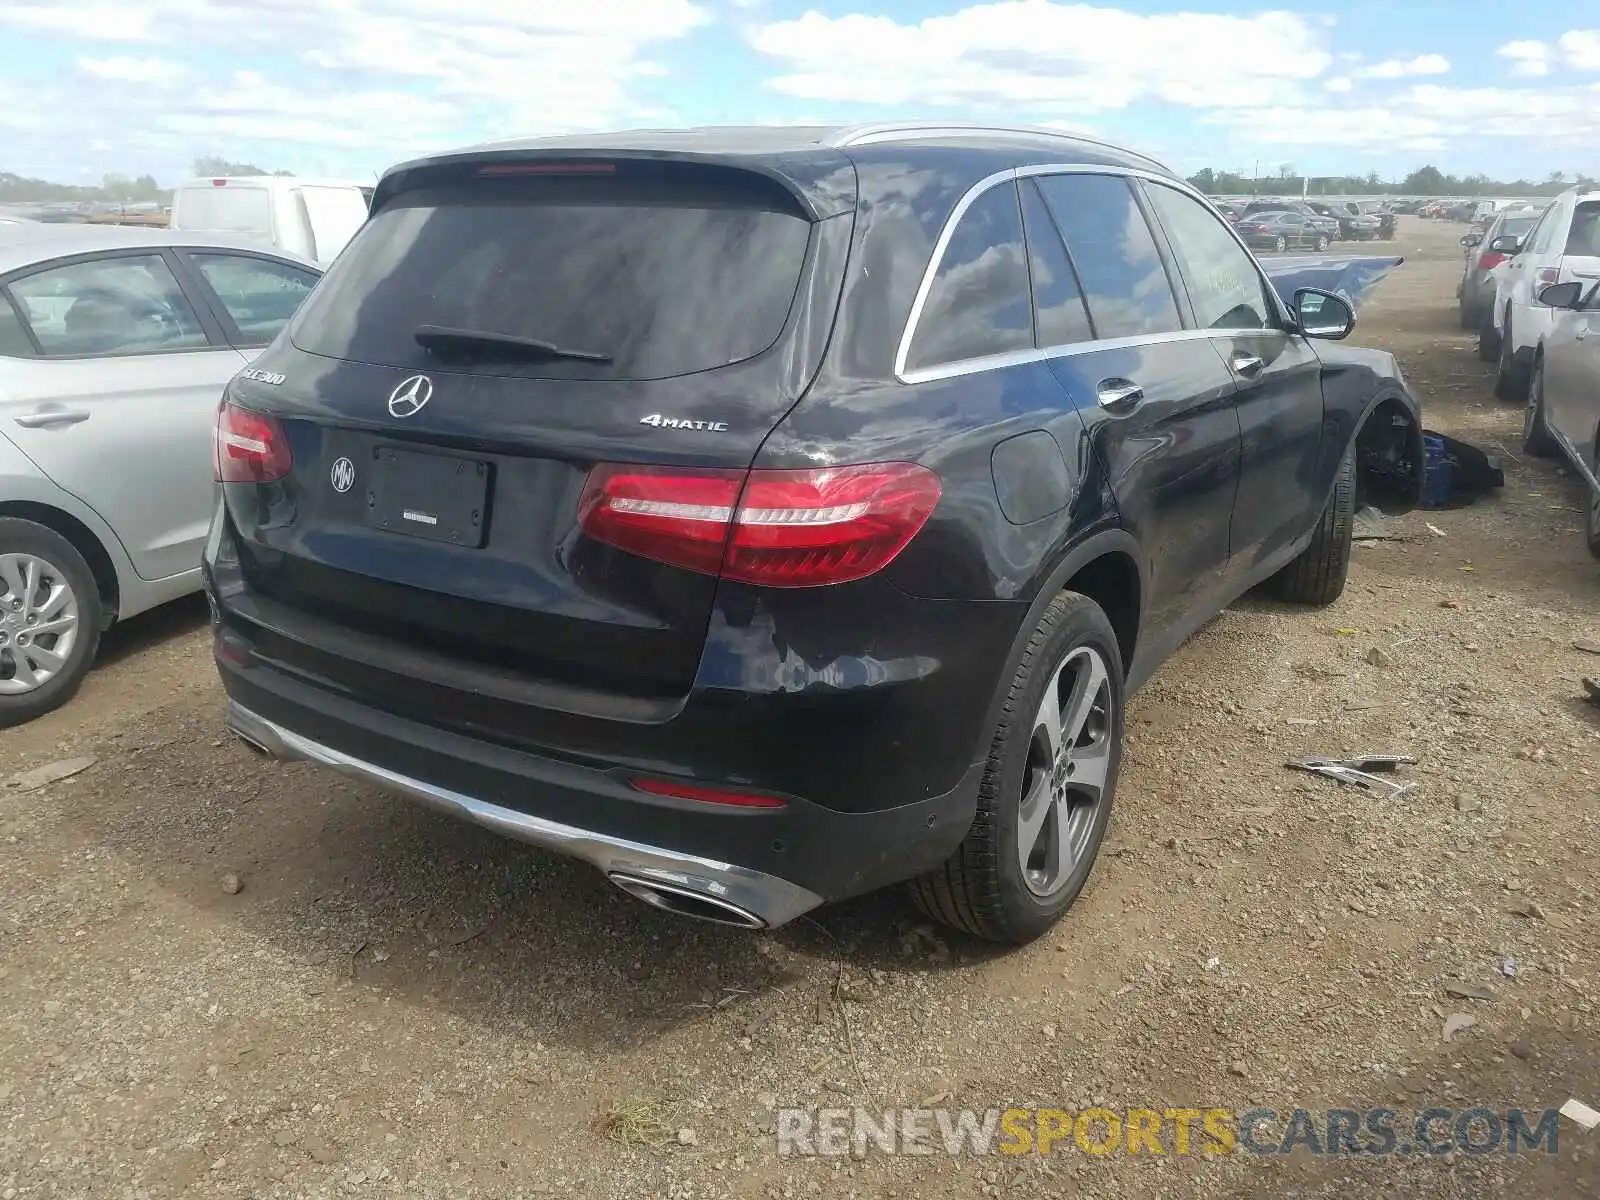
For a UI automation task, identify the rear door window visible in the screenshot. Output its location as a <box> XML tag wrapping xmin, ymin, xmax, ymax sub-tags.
<box><xmin>1034</xmin><ymin>173</ymin><xmax>1183</xmax><ymax>339</ymax></box>
<box><xmin>290</xmin><ymin>173</ymin><xmax>814</xmax><ymax>381</ymax></box>
<box><xmin>188</xmin><ymin>252</ymin><xmax>320</xmax><ymax>346</ymax></box>
<box><xmin>1018</xmin><ymin>179</ymin><xmax>1094</xmax><ymax>348</ymax></box>
<box><xmin>905</xmin><ymin>181</ymin><xmax>1034</xmax><ymax>372</ymax></box>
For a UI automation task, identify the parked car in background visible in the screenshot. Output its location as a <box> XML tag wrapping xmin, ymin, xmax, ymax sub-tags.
<box><xmin>1322</xmin><ymin>203</ymin><xmax>1385</xmax><ymax>241</ymax></box>
<box><xmin>1490</xmin><ymin>188</ymin><xmax>1600</xmax><ymax>403</ymax></box>
<box><xmin>1235</xmin><ymin>210</ymin><xmax>1332</xmax><ymax>252</ymax></box>
<box><xmin>1245</xmin><ymin>200</ymin><xmax>1340</xmax><ymax>244</ymax></box>
<box><xmin>1523</xmin><ymin>278</ymin><xmax>1600</xmax><ymax>557</ymax></box>
<box><xmin>205</xmin><ymin>123</ymin><xmax>1422</xmax><ymax>944</ymax></box>
<box><xmin>169</xmin><ymin>176</ymin><xmax>372</xmax><ymax>266</ymax></box>
<box><xmin>0</xmin><ymin>225</ymin><xmax>320</xmax><ymax>725</ymax></box>
<box><xmin>1459</xmin><ymin>209</ymin><xmax>1542</xmax><ymax>336</ymax></box>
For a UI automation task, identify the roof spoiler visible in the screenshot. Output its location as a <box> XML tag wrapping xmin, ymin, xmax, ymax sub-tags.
<box><xmin>1260</xmin><ymin>255</ymin><xmax>1405</xmax><ymax>314</ymax></box>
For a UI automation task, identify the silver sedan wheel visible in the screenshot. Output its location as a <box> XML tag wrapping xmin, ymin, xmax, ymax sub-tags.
<box><xmin>1017</xmin><ymin>645</ymin><xmax>1114</xmax><ymax>897</ymax></box>
<box><xmin>0</xmin><ymin>553</ymin><xmax>81</xmax><ymax>695</ymax></box>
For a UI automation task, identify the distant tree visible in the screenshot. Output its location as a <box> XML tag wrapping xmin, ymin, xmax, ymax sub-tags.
<box><xmin>1187</xmin><ymin>167</ymin><xmax>1217</xmax><ymax>193</ymax></box>
<box><xmin>192</xmin><ymin>155</ymin><xmax>293</xmax><ymax>178</ymax></box>
<box><xmin>1402</xmin><ymin>165</ymin><xmax>1447</xmax><ymax>194</ymax></box>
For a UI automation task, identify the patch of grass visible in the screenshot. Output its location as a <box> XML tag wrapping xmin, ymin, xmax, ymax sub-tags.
<box><xmin>594</xmin><ymin>1098</ymin><xmax>673</xmax><ymax>1151</ymax></box>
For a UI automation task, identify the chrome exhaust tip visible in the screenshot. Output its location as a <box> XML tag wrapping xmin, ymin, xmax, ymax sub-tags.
<box><xmin>608</xmin><ymin>873</ymin><xmax>767</xmax><ymax>930</ymax></box>
<box><xmin>231</xmin><ymin>729</ymin><xmax>274</xmax><ymax>756</ymax></box>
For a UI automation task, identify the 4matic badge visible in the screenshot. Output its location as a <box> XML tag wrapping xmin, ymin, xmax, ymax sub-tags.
<box><xmin>639</xmin><ymin>414</ymin><xmax>730</xmax><ymax>432</ymax></box>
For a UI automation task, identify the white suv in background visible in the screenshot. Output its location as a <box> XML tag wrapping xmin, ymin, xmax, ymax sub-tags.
<box><xmin>1491</xmin><ymin>188</ymin><xmax>1600</xmax><ymax>402</ymax></box>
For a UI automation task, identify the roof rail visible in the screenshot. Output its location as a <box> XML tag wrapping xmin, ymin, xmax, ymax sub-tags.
<box><xmin>823</xmin><ymin>122</ymin><xmax>1172</xmax><ymax>174</ymax></box>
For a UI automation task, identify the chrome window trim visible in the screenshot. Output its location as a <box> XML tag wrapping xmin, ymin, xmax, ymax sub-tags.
<box><xmin>895</xmin><ymin>163</ymin><xmax>1295</xmax><ymax>385</ymax></box>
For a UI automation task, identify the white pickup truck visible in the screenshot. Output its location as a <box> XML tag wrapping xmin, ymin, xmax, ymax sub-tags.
<box><xmin>168</xmin><ymin>176</ymin><xmax>371</xmax><ymax>266</ymax></box>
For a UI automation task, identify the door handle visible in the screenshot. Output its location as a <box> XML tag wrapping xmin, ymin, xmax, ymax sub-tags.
<box><xmin>15</xmin><ymin>408</ymin><xmax>91</xmax><ymax>429</ymax></box>
<box><xmin>1230</xmin><ymin>352</ymin><xmax>1265</xmax><ymax>378</ymax></box>
<box><xmin>1096</xmin><ymin>378</ymin><xmax>1144</xmax><ymax>410</ymax></box>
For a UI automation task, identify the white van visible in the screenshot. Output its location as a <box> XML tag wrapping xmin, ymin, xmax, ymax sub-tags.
<box><xmin>169</xmin><ymin>177</ymin><xmax>372</xmax><ymax>266</ymax></box>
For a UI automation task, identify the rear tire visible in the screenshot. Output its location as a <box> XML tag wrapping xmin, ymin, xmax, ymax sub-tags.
<box><xmin>1495</xmin><ymin>309</ymin><xmax>1525</xmax><ymax>403</ymax></box>
<box><xmin>1315</xmin><ymin>235</ymin><xmax>1329</xmax><ymax>252</ymax></box>
<box><xmin>1273</xmin><ymin>235</ymin><xmax>1287</xmax><ymax>253</ymax></box>
<box><xmin>0</xmin><ymin>518</ymin><xmax>104</xmax><ymax>728</ymax></box>
<box><xmin>1476</xmin><ymin>311</ymin><xmax>1501</xmax><ymax>362</ymax></box>
<box><xmin>1270</xmin><ymin>443</ymin><xmax>1355</xmax><ymax>605</ymax></box>
<box><xmin>1586</xmin><ymin>465</ymin><xmax>1600</xmax><ymax>561</ymax></box>
<box><xmin>908</xmin><ymin>591</ymin><xmax>1124</xmax><ymax>945</ymax></box>
<box><xmin>1521</xmin><ymin>357</ymin><xmax>1559</xmax><ymax>458</ymax></box>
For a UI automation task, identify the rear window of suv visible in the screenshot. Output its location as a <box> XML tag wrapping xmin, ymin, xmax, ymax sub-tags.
<box><xmin>288</xmin><ymin>172</ymin><xmax>813</xmax><ymax>380</ymax></box>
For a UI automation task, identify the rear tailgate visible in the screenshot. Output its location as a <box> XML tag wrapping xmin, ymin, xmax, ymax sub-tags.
<box><xmin>219</xmin><ymin>155</ymin><xmax>854</xmax><ymax>714</ymax></box>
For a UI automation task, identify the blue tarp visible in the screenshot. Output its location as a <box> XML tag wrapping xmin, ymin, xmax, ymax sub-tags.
<box><xmin>1260</xmin><ymin>255</ymin><xmax>1405</xmax><ymax>313</ymax></box>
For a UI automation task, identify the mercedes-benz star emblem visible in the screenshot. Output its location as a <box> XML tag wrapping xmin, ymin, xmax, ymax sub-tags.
<box><xmin>330</xmin><ymin>456</ymin><xmax>355</xmax><ymax>493</ymax></box>
<box><xmin>388</xmin><ymin>374</ymin><xmax>434</xmax><ymax>418</ymax></box>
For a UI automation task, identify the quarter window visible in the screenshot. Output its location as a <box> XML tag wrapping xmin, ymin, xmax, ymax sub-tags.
<box><xmin>1143</xmin><ymin>183</ymin><xmax>1276</xmax><ymax>331</ymax></box>
<box><xmin>1019</xmin><ymin>180</ymin><xmax>1095</xmax><ymax>348</ymax></box>
<box><xmin>1034</xmin><ymin>174</ymin><xmax>1183</xmax><ymax>340</ymax></box>
<box><xmin>905</xmin><ymin>181</ymin><xmax>1034</xmax><ymax>372</ymax></box>
<box><xmin>8</xmin><ymin>254</ymin><xmax>208</xmax><ymax>357</ymax></box>
<box><xmin>190</xmin><ymin>253</ymin><xmax>319</xmax><ymax>346</ymax></box>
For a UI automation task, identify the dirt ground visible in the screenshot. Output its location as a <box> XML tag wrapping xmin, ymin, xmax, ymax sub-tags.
<box><xmin>3</xmin><ymin>217</ymin><xmax>1597</xmax><ymax>1200</ymax></box>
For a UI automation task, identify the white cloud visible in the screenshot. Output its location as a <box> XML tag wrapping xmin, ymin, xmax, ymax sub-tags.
<box><xmin>748</xmin><ymin>2</ymin><xmax>1332</xmax><ymax>114</ymax></box>
<box><xmin>1497</xmin><ymin>39</ymin><xmax>1552</xmax><ymax>76</ymax></box>
<box><xmin>77</xmin><ymin>55</ymin><xmax>185</xmax><ymax>85</ymax></box>
<box><xmin>1560</xmin><ymin>29</ymin><xmax>1600</xmax><ymax>70</ymax></box>
<box><xmin>1352</xmin><ymin>53</ymin><xmax>1449</xmax><ymax>79</ymax></box>
<box><xmin>0</xmin><ymin>0</ymin><xmax>710</xmax><ymax>180</ymax></box>
<box><xmin>1324</xmin><ymin>76</ymin><xmax>1353</xmax><ymax>92</ymax></box>
<box><xmin>2</xmin><ymin>2</ymin><xmax>151</xmax><ymax>39</ymax></box>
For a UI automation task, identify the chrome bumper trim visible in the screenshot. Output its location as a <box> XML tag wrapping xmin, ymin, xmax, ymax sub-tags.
<box><xmin>224</xmin><ymin>700</ymin><xmax>824</xmax><ymax>929</ymax></box>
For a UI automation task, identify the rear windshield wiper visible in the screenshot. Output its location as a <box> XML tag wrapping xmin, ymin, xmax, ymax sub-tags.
<box><xmin>413</xmin><ymin>324</ymin><xmax>612</xmax><ymax>364</ymax></box>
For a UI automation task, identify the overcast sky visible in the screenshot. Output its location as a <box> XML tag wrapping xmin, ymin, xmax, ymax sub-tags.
<box><xmin>1</xmin><ymin>0</ymin><xmax>1596</xmax><ymax>185</ymax></box>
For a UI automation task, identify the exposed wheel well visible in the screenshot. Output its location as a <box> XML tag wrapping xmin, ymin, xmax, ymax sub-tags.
<box><xmin>1062</xmin><ymin>551</ymin><xmax>1140</xmax><ymax>676</ymax></box>
<box><xmin>0</xmin><ymin>501</ymin><xmax>120</xmax><ymax>623</ymax></box>
<box><xmin>1355</xmin><ymin>396</ymin><xmax>1422</xmax><ymax>511</ymax></box>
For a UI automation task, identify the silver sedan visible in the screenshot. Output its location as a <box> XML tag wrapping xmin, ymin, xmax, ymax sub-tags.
<box><xmin>1</xmin><ymin>225</ymin><xmax>320</xmax><ymax>725</ymax></box>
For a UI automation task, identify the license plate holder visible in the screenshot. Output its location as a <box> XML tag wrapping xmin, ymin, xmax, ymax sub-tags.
<box><xmin>365</xmin><ymin>446</ymin><xmax>490</xmax><ymax>548</ymax></box>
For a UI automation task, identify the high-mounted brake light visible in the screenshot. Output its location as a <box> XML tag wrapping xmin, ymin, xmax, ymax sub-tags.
<box><xmin>476</xmin><ymin>162</ymin><xmax>617</xmax><ymax>178</ymax></box>
<box><xmin>630</xmin><ymin>777</ymin><xmax>786</xmax><ymax>809</ymax></box>
<box><xmin>212</xmin><ymin>178</ymin><xmax>227</xmax><ymax>187</ymax></box>
<box><xmin>578</xmin><ymin>462</ymin><xmax>941</xmax><ymax>587</ymax></box>
<box><xmin>215</xmin><ymin>400</ymin><xmax>292</xmax><ymax>483</ymax></box>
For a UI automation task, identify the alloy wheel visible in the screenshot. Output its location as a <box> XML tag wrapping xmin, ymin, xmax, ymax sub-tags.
<box><xmin>1274</xmin><ymin>236</ymin><xmax>1286</xmax><ymax>252</ymax></box>
<box><xmin>0</xmin><ymin>553</ymin><xmax>80</xmax><ymax>695</ymax></box>
<box><xmin>1017</xmin><ymin>645</ymin><xmax>1114</xmax><ymax>898</ymax></box>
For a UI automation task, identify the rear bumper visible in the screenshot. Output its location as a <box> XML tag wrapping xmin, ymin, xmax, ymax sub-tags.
<box><xmin>226</xmin><ymin>698</ymin><xmax>823</xmax><ymax>928</ymax></box>
<box><xmin>213</xmin><ymin>634</ymin><xmax>986</xmax><ymax>924</ymax></box>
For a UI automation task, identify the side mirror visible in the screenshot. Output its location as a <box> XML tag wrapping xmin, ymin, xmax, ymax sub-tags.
<box><xmin>1537</xmin><ymin>281</ymin><xmax>1583</xmax><ymax>310</ymax></box>
<box><xmin>1460</xmin><ymin>233</ymin><xmax>1482</xmax><ymax>248</ymax></box>
<box><xmin>1488</xmin><ymin>235</ymin><xmax>1523</xmax><ymax>254</ymax></box>
<box><xmin>1294</xmin><ymin>288</ymin><xmax>1355</xmax><ymax>340</ymax></box>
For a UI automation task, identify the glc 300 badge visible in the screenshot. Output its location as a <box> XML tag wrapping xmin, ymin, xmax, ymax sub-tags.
<box><xmin>239</xmin><ymin>367</ymin><xmax>286</xmax><ymax>385</ymax></box>
<box><xmin>639</xmin><ymin>414</ymin><xmax>729</xmax><ymax>432</ymax></box>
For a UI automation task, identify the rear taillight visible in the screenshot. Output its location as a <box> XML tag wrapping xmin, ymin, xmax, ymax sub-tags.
<box><xmin>1477</xmin><ymin>252</ymin><xmax>1507</xmax><ymax>270</ymax></box>
<box><xmin>1536</xmin><ymin>267</ymin><xmax>1560</xmax><ymax>287</ymax></box>
<box><xmin>578</xmin><ymin>461</ymin><xmax>941</xmax><ymax>587</ymax></box>
<box><xmin>215</xmin><ymin>399</ymin><xmax>292</xmax><ymax>483</ymax></box>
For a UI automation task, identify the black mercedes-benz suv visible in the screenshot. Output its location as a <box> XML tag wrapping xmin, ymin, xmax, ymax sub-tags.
<box><xmin>206</xmin><ymin>124</ymin><xmax>1423</xmax><ymax>943</ymax></box>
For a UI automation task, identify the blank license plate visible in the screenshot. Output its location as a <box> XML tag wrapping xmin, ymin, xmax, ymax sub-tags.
<box><xmin>365</xmin><ymin>446</ymin><xmax>490</xmax><ymax>548</ymax></box>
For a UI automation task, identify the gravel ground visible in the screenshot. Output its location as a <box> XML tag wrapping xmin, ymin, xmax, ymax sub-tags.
<box><xmin>2</xmin><ymin>217</ymin><xmax>1597</xmax><ymax>1199</ymax></box>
